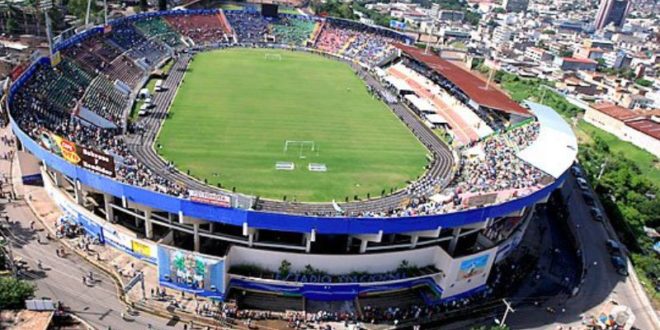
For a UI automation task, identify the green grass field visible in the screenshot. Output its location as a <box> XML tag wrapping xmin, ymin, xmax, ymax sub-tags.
<box><xmin>577</xmin><ymin>120</ymin><xmax>659</xmax><ymax>182</ymax></box>
<box><xmin>157</xmin><ymin>48</ymin><xmax>428</xmax><ymax>202</ymax></box>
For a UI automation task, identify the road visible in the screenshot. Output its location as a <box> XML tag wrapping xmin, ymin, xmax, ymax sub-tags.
<box><xmin>0</xmin><ymin>198</ymin><xmax>185</xmax><ymax>330</ymax></box>
<box><xmin>507</xmin><ymin>172</ymin><xmax>659</xmax><ymax>330</ymax></box>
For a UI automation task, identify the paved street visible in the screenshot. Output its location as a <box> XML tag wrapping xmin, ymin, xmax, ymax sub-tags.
<box><xmin>508</xmin><ymin>173</ymin><xmax>659</xmax><ymax>330</ymax></box>
<box><xmin>0</xmin><ymin>197</ymin><xmax>184</xmax><ymax>330</ymax></box>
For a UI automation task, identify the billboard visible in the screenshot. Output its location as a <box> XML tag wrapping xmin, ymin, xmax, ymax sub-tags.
<box><xmin>188</xmin><ymin>190</ymin><xmax>231</xmax><ymax>208</ymax></box>
<box><xmin>50</xmin><ymin>51</ymin><xmax>62</xmax><ymax>67</ymax></box>
<box><xmin>37</xmin><ymin>129</ymin><xmax>116</xmax><ymax>177</ymax></box>
<box><xmin>456</xmin><ymin>254</ymin><xmax>489</xmax><ymax>281</ymax></box>
<box><xmin>390</xmin><ymin>20</ymin><xmax>406</xmax><ymax>30</ymax></box>
<box><xmin>10</xmin><ymin>62</ymin><xmax>29</xmax><ymax>81</ymax></box>
<box><xmin>157</xmin><ymin>245</ymin><xmax>225</xmax><ymax>299</ymax></box>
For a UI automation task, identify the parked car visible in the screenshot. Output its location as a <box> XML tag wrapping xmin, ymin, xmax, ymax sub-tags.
<box><xmin>605</xmin><ymin>239</ymin><xmax>622</xmax><ymax>254</ymax></box>
<box><xmin>582</xmin><ymin>192</ymin><xmax>595</xmax><ymax>206</ymax></box>
<box><xmin>590</xmin><ymin>207</ymin><xmax>604</xmax><ymax>221</ymax></box>
<box><xmin>576</xmin><ymin>177</ymin><xmax>589</xmax><ymax>191</ymax></box>
<box><xmin>610</xmin><ymin>255</ymin><xmax>629</xmax><ymax>276</ymax></box>
<box><xmin>571</xmin><ymin>164</ymin><xmax>583</xmax><ymax>176</ymax></box>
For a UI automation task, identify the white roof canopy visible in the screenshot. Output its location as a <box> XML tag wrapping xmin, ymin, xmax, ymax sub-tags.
<box><xmin>405</xmin><ymin>94</ymin><xmax>437</xmax><ymax>113</ymax></box>
<box><xmin>384</xmin><ymin>75</ymin><xmax>412</xmax><ymax>93</ymax></box>
<box><xmin>517</xmin><ymin>101</ymin><xmax>578</xmax><ymax>178</ymax></box>
<box><xmin>425</xmin><ymin>113</ymin><xmax>448</xmax><ymax>124</ymax></box>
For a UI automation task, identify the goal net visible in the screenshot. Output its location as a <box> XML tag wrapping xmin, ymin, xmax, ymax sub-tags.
<box><xmin>284</xmin><ymin>140</ymin><xmax>317</xmax><ymax>159</ymax></box>
<box><xmin>264</xmin><ymin>53</ymin><xmax>282</xmax><ymax>61</ymax></box>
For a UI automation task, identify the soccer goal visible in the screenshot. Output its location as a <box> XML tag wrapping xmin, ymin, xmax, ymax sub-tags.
<box><xmin>264</xmin><ymin>53</ymin><xmax>282</xmax><ymax>61</ymax></box>
<box><xmin>284</xmin><ymin>140</ymin><xmax>317</xmax><ymax>159</ymax></box>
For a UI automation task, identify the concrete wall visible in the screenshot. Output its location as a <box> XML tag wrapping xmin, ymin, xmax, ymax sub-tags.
<box><xmin>226</xmin><ymin>244</ymin><xmax>440</xmax><ymax>274</ymax></box>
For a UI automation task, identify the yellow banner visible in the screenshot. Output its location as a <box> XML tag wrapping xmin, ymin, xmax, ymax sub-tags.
<box><xmin>50</xmin><ymin>51</ymin><xmax>62</xmax><ymax>67</ymax></box>
<box><xmin>131</xmin><ymin>240</ymin><xmax>151</xmax><ymax>257</ymax></box>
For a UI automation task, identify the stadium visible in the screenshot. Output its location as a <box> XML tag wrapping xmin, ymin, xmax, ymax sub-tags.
<box><xmin>5</xmin><ymin>3</ymin><xmax>577</xmax><ymax>325</ymax></box>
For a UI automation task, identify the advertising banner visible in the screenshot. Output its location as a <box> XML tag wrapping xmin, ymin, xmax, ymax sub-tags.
<box><xmin>188</xmin><ymin>190</ymin><xmax>231</xmax><ymax>208</ymax></box>
<box><xmin>101</xmin><ymin>225</ymin><xmax>133</xmax><ymax>252</ymax></box>
<box><xmin>456</xmin><ymin>254</ymin><xmax>489</xmax><ymax>281</ymax></box>
<box><xmin>37</xmin><ymin>129</ymin><xmax>116</xmax><ymax>177</ymax></box>
<box><xmin>157</xmin><ymin>245</ymin><xmax>225</xmax><ymax>299</ymax></box>
<box><xmin>10</xmin><ymin>62</ymin><xmax>28</xmax><ymax>81</ymax></box>
<box><xmin>389</xmin><ymin>20</ymin><xmax>406</xmax><ymax>30</ymax></box>
<box><xmin>50</xmin><ymin>51</ymin><xmax>62</xmax><ymax>67</ymax></box>
<box><xmin>132</xmin><ymin>240</ymin><xmax>153</xmax><ymax>258</ymax></box>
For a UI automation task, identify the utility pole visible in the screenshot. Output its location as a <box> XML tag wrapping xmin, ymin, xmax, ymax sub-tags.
<box><xmin>85</xmin><ymin>0</ymin><xmax>92</xmax><ymax>27</ymax></box>
<box><xmin>597</xmin><ymin>159</ymin><xmax>608</xmax><ymax>181</ymax></box>
<box><xmin>540</xmin><ymin>85</ymin><xmax>547</xmax><ymax>104</ymax></box>
<box><xmin>485</xmin><ymin>67</ymin><xmax>494</xmax><ymax>90</ymax></box>
<box><xmin>44</xmin><ymin>12</ymin><xmax>53</xmax><ymax>55</ymax></box>
<box><xmin>495</xmin><ymin>299</ymin><xmax>515</xmax><ymax>328</ymax></box>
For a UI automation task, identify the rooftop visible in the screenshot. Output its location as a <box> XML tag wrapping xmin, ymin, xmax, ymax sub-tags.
<box><xmin>592</xmin><ymin>102</ymin><xmax>639</xmax><ymax>121</ymax></box>
<box><xmin>625</xmin><ymin>117</ymin><xmax>660</xmax><ymax>140</ymax></box>
<box><xmin>562</xmin><ymin>57</ymin><xmax>598</xmax><ymax>64</ymax></box>
<box><xmin>395</xmin><ymin>43</ymin><xmax>531</xmax><ymax>117</ymax></box>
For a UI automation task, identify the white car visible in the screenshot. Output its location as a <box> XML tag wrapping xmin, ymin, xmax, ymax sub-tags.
<box><xmin>576</xmin><ymin>177</ymin><xmax>589</xmax><ymax>191</ymax></box>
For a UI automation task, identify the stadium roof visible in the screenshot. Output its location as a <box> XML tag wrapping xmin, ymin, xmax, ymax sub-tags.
<box><xmin>395</xmin><ymin>43</ymin><xmax>531</xmax><ymax>117</ymax></box>
<box><xmin>518</xmin><ymin>101</ymin><xmax>578</xmax><ymax>178</ymax></box>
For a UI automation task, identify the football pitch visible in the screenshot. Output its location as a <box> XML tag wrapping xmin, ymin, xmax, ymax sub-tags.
<box><xmin>157</xmin><ymin>48</ymin><xmax>428</xmax><ymax>202</ymax></box>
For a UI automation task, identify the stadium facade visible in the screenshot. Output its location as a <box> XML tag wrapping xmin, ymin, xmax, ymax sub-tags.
<box><xmin>6</xmin><ymin>8</ymin><xmax>577</xmax><ymax>309</ymax></box>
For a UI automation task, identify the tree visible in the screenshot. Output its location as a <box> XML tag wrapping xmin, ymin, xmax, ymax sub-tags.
<box><xmin>635</xmin><ymin>78</ymin><xmax>652</xmax><ymax>87</ymax></box>
<box><xmin>5</xmin><ymin>16</ymin><xmax>18</xmax><ymax>34</ymax></box>
<box><xmin>559</xmin><ymin>49</ymin><xmax>573</xmax><ymax>57</ymax></box>
<box><xmin>465</xmin><ymin>11</ymin><xmax>482</xmax><ymax>26</ymax></box>
<box><xmin>0</xmin><ymin>277</ymin><xmax>35</xmax><ymax>309</ymax></box>
<box><xmin>68</xmin><ymin>0</ymin><xmax>99</xmax><ymax>22</ymax></box>
<box><xmin>493</xmin><ymin>7</ymin><xmax>506</xmax><ymax>14</ymax></box>
<box><xmin>278</xmin><ymin>259</ymin><xmax>292</xmax><ymax>277</ymax></box>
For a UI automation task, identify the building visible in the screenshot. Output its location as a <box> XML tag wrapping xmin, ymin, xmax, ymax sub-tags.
<box><xmin>594</xmin><ymin>0</ymin><xmax>631</xmax><ymax>30</ymax></box>
<box><xmin>584</xmin><ymin>103</ymin><xmax>660</xmax><ymax>157</ymax></box>
<box><xmin>602</xmin><ymin>51</ymin><xmax>632</xmax><ymax>69</ymax></box>
<box><xmin>554</xmin><ymin>57</ymin><xmax>598</xmax><ymax>71</ymax></box>
<box><xmin>575</xmin><ymin>47</ymin><xmax>606</xmax><ymax>61</ymax></box>
<box><xmin>438</xmin><ymin>10</ymin><xmax>465</xmax><ymax>22</ymax></box>
<box><xmin>525</xmin><ymin>47</ymin><xmax>553</xmax><ymax>62</ymax></box>
<box><xmin>503</xmin><ymin>0</ymin><xmax>529</xmax><ymax>13</ymax></box>
<box><xmin>583</xmin><ymin>39</ymin><xmax>615</xmax><ymax>51</ymax></box>
<box><xmin>492</xmin><ymin>26</ymin><xmax>514</xmax><ymax>46</ymax></box>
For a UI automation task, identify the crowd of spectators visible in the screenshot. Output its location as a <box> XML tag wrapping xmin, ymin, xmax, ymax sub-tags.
<box><xmin>225</xmin><ymin>11</ymin><xmax>269</xmax><ymax>44</ymax></box>
<box><xmin>134</xmin><ymin>17</ymin><xmax>183</xmax><ymax>47</ymax></box>
<box><xmin>315</xmin><ymin>19</ymin><xmax>400</xmax><ymax>66</ymax></box>
<box><xmin>456</xmin><ymin>122</ymin><xmax>545</xmax><ymax>194</ymax></box>
<box><xmin>165</xmin><ymin>13</ymin><xmax>229</xmax><ymax>44</ymax></box>
<box><xmin>269</xmin><ymin>16</ymin><xmax>316</xmax><ymax>46</ymax></box>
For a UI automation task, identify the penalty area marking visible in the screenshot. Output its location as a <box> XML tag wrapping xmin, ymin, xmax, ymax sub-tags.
<box><xmin>283</xmin><ymin>140</ymin><xmax>318</xmax><ymax>159</ymax></box>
